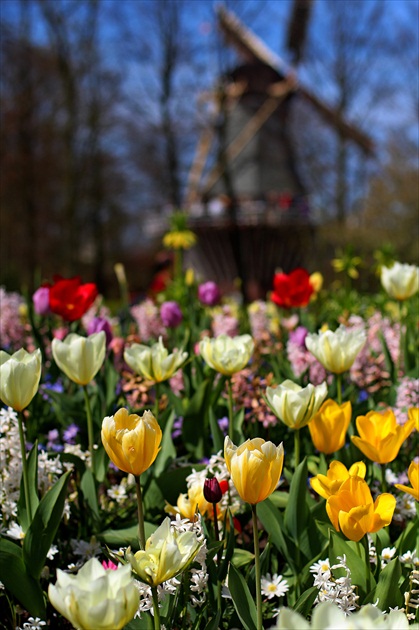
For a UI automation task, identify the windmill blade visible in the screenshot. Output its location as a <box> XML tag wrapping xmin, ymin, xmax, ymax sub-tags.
<box><xmin>216</xmin><ymin>4</ymin><xmax>292</xmax><ymax>79</ymax></box>
<box><xmin>298</xmin><ymin>86</ymin><xmax>374</xmax><ymax>154</ymax></box>
<box><xmin>286</xmin><ymin>0</ymin><xmax>313</xmax><ymax>64</ymax></box>
<box><xmin>216</xmin><ymin>4</ymin><xmax>374</xmax><ymax>155</ymax></box>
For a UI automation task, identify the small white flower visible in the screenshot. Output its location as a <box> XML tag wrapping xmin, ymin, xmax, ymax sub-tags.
<box><xmin>261</xmin><ymin>573</ymin><xmax>289</xmax><ymax>599</ymax></box>
<box><xmin>381</xmin><ymin>546</ymin><xmax>397</xmax><ymax>568</ymax></box>
<box><xmin>107</xmin><ymin>483</ymin><xmax>128</xmax><ymax>503</ymax></box>
<box><xmin>47</xmin><ymin>544</ymin><xmax>59</xmax><ymax>560</ymax></box>
<box><xmin>22</xmin><ymin>617</ymin><xmax>47</xmax><ymax>629</ymax></box>
<box><xmin>6</xmin><ymin>521</ymin><xmax>25</xmax><ymax>540</ymax></box>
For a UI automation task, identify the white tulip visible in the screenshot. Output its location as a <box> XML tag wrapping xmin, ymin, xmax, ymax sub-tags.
<box><xmin>52</xmin><ymin>332</ymin><xmax>106</xmax><ymax>385</ymax></box>
<box><xmin>266</xmin><ymin>380</ymin><xmax>328</xmax><ymax>429</ymax></box>
<box><xmin>199</xmin><ymin>334</ymin><xmax>254</xmax><ymax>376</ymax></box>
<box><xmin>305</xmin><ymin>325</ymin><xmax>366</xmax><ymax>374</ymax></box>
<box><xmin>124</xmin><ymin>337</ymin><xmax>187</xmax><ymax>383</ymax></box>
<box><xmin>0</xmin><ymin>348</ymin><xmax>42</xmax><ymax>411</ymax></box>
<box><xmin>381</xmin><ymin>262</ymin><xmax>419</xmax><ymax>301</ymax></box>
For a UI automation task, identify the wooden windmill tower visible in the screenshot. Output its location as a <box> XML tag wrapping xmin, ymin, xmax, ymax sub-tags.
<box><xmin>184</xmin><ymin>1</ymin><xmax>373</xmax><ymax>301</ymax></box>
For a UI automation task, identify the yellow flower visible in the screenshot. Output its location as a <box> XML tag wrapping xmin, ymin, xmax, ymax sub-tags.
<box><xmin>394</xmin><ymin>462</ymin><xmax>419</xmax><ymax>501</ymax></box>
<box><xmin>0</xmin><ymin>348</ymin><xmax>42</xmax><ymax>412</ymax></box>
<box><xmin>265</xmin><ymin>380</ymin><xmax>328</xmax><ymax>430</ymax></box>
<box><xmin>163</xmin><ymin>230</ymin><xmax>197</xmax><ymax>250</ymax></box>
<box><xmin>101</xmin><ymin>408</ymin><xmax>162</xmax><ymax>476</ymax></box>
<box><xmin>310</xmin><ymin>460</ymin><xmax>366</xmax><ymax>500</ymax></box>
<box><xmin>309</xmin><ymin>272</ymin><xmax>323</xmax><ymax>298</ymax></box>
<box><xmin>308</xmin><ymin>399</ymin><xmax>352</xmax><ymax>454</ymax></box>
<box><xmin>224</xmin><ymin>436</ymin><xmax>284</xmax><ymax>505</ymax></box>
<box><xmin>408</xmin><ymin>407</ymin><xmax>419</xmax><ymax>432</ymax></box>
<box><xmin>52</xmin><ymin>332</ymin><xmax>106</xmax><ymax>385</ymax></box>
<box><xmin>165</xmin><ymin>483</ymin><xmax>212</xmax><ymax>520</ymax></box>
<box><xmin>124</xmin><ymin>337</ymin><xmax>188</xmax><ymax>383</ymax></box>
<box><xmin>199</xmin><ymin>334</ymin><xmax>254</xmax><ymax>376</ymax></box>
<box><xmin>127</xmin><ymin>517</ymin><xmax>201</xmax><ymax>587</ymax></box>
<box><xmin>326</xmin><ymin>476</ymin><xmax>396</xmax><ymax>542</ymax></box>
<box><xmin>381</xmin><ymin>262</ymin><xmax>419</xmax><ymax>300</ymax></box>
<box><xmin>305</xmin><ymin>325</ymin><xmax>366</xmax><ymax>374</ymax></box>
<box><xmin>351</xmin><ymin>409</ymin><xmax>415</xmax><ymax>464</ymax></box>
<box><xmin>48</xmin><ymin>558</ymin><xmax>139</xmax><ymax>630</ymax></box>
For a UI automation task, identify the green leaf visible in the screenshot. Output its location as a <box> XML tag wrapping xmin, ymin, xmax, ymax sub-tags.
<box><xmin>232</xmin><ymin>407</ymin><xmax>245</xmax><ymax>444</ymax></box>
<box><xmin>269</xmin><ymin>491</ymin><xmax>288</xmax><ymax>509</ymax></box>
<box><xmin>228</xmin><ymin>563</ymin><xmax>257</xmax><ymax>630</ymax></box>
<box><xmin>80</xmin><ymin>468</ymin><xmax>100</xmax><ymax>523</ymax></box>
<box><xmin>208</xmin><ymin>406</ymin><xmax>224</xmax><ymax>453</ymax></box>
<box><xmin>257</xmin><ymin>498</ymin><xmax>298</xmax><ymax>572</ymax></box>
<box><xmin>17</xmin><ymin>442</ymin><xmax>40</xmax><ymax>532</ymax></box>
<box><xmin>284</xmin><ymin>457</ymin><xmax>308</xmax><ymax>543</ymax></box>
<box><xmin>217</xmin><ymin>511</ymin><xmax>236</xmax><ymax>582</ymax></box>
<box><xmin>23</xmin><ymin>470</ymin><xmax>71</xmax><ymax>580</ymax></box>
<box><xmin>232</xmin><ymin>548</ymin><xmax>254</xmax><ymax>568</ymax></box>
<box><xmin>203</xmin><ymin>611</ymin><xmax>221</xmax><ymax>630</ymax></box>
<box><xmin>0</xmin><ymin>538</ymin><xmax>46</xmax><ymax>619</ymax></box>
<box><xmin>94</xmin><ymin>445</ymin><xmax>109</xmax><ymax>483</ymax></box>
<box><xmin>99</xmin><ymin>521</ymin><xmax>156</xmax><ymax>550</ymax></box>
<box><xmin>395</xmin><ymin>517</ymin><xmax>418</xmax><ymax>554</ymax></box>
<box><xmin>293</xmin><ymin>586</ymin><xmax>319</xmax><ymax>616</ymax></box>
<box><xmin>153</xmin><ymin>409</ymin><xmax>176</xmax><ymax>476</ymax></box>
<box><xmin>123</xmin><ymin>612</ymin><xmax>154</xmax><ymax>629</ymax></box>
<box><xmin>365</xmin><ymin>557</ymin><xmax>403</xmax><ymax>610</ymax></box>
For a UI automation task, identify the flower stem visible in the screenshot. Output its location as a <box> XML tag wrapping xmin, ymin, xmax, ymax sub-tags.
<box><xmin>154</xmin><ymin>382</ymin><xmax>160</xmax><ymax>421</ymax></box>
<box><xmin>358</xmin><ymin>536</ymin><xmax>372</xmax><ymax>595</ymax></box>
<box><xmin>227</xmin><ymin>377</ymin><xmax>234</xmax><ymax>439</ymax></box>
<box><xmin>213</xmin><ymin>503</ymin><xmax>220</xmax><ymax>563</ymax></box>
<box><xmin>151</xmin><ymin>585</ymin><xmax>161</xmax><ymax>630</ymax></box>
<box><xmin>294</xmin><ymin>428</ymin><xmax>300</xmax><ymax>469</ymax></box>
<box><xmin>251</xmin><ymin>504</ymin><xmax>262</xmax><ymax>630</ymax></box>
<box><xmin>18</xmin><ymin>411</ymin><xmax>32</xmax><ymax>524</ymax></box>
<box><xmin>82</xmin><ymin>385</ymin><xmax>95</xmax><ymax>474</ymax></box>
<box><xmin>336</xmin><ymin>372</ymin><xmax>343</xmax><ymax>405</ymax></box>
<box><xmin>135</xmin><ymin>475</ymin><xmax>146</xmax><ymax>550</ymax></box>
<box><xmin>380</xmin><ymin>463</ymin><xmax>388</xmax><ymax>493</ymax></box>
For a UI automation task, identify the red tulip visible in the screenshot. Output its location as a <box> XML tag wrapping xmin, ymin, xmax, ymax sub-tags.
<box><xmin>49</xmin><ymin>276</ymin><xmax>98</xmax><ymax>322</ymax></box>
<box><xmin>271</xmin><ymin>268</ymin><xmax>314</xmax><ymax>308</ymax></box>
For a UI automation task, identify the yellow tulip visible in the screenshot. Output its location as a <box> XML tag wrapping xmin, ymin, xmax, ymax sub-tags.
<box><xmin>224</xmin><ymin>436</ymin><xmax>284</xmax><ymax>505</ymax></box>
<box><xmin>101</xmin><ymin>408</ymin><xmax>162</xmax><ymax>476</ymax></box>
<box><xmin>409</xmin><ymin>407</ymin><xmax>419</xmax><ymax>432</ymax></box>
<box><xmin>310</xmin><ymin>460</ymin><xmax>366</xmax><ymax>500</ymax></box>
<box><xmin>394</xmin><ymin>462</ymin><xmax>419</xmax><ymax>501</ymax></box>
<box><xmin>199</xmin><ymin>334</ymin><xmax>254</xmax><ymax>376</ymax></box>
<box><xmin>351</xmin><ymin>409</ymin><xmax>415</xmax><ymax>464</ymax></box>
<box><xmin>48</xmin><ymin>558</ymin><xmax>139</xmax><ymax>630</ymax></box>
<box><xmin>165</xmin><ymin>483</ymin><xmax>212</xmax><ymax>520</ymax></box>
<box><xmin>305</xmin><ymin>325</ymin><xmax>366</xmax><ymax>374</ymax></box>
<box><xmin>381</xmin><ymin>262</ymin><xmax>419</xmax><ymax>300</ymax></box>
<box><xmin>309</xmin><ymin>272</ymin><xmax>323</xmax><ymax>299</ymax></box>
<box><xmin>127</xmin><ymin>517</ymin><xmax>201</xmax><ymax>587</ymax></box>
<box><xmin>308</xmin><ymin>399</ymin><xmax>352</xmax><ymax>454</ymax></box>
<box><xmin>326</xmin><ymin>476</ymin><xmax>396</xmax><ymax>542</ymax></box>
<box><xmin>52</xmin><ymin>332</ymin><xmax>106</xmax><ymax>385</ymax></box>
<box><xmin>266</xmin><ymin>380</ymin><xmax>328</xmax><ymax>430</ymax></box>
<box><xmin>124</xmin><ymin>337</ymin><xmax>187</xmax><ymax>383</ymax></box>
<box><xmin>0</xmin><ymin>348</ymin><xmax>42</xmax><ymax>411</ymax></box>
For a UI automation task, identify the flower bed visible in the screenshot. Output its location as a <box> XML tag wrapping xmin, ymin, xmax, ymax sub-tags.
<box><xmin>0</xmin><ymin>255</ymin><xmax>418</xmax><ymax>630</ymax></box>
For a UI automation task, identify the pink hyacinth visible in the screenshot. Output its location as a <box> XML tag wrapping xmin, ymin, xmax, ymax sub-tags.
<box><xmin>0</xmin><ymin>287</ymin><xmax>28</xmax><ymax>351</ymax></box>
<box><xmin>130</xmin><ymin>298</ymin><xmax>166</xmax><ymax>342</ymax></box>
<box><xmin>394</xmin><ymin>377</ymin><xmax>419</xmax><ymax>424</ymax></box>
<box><xmin>211</xmin><ymin>305</ymin><xmax>239</xmax><ymax>337</ymax></box>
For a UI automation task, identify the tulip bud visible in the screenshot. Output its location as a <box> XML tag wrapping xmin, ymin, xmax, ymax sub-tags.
<box><xmin>160</xmin><ymin>301</ymin><xmax>183</xmax><ymax>328</ymax></box>
<box><xmin>0</xmin><ymin>348</ymin><xmax>42</xmax><ymax>411</ymax></box>
<box><xmin>381</xmin><ymin>261</ymin><xmax>419</xmax><ymax>301</ymax></box>
<box><xmin>224</xmin><ymin>436</ymin><xmax>284</xmax><ymax>505</ymax></box>
<box><xmin>124</xmin><ymin>337</ymin><xmax>188</xmax><ymax>383</ymax></box>
<box><xmin>48</xmin><ymin>558</ymin><xmax>139</xmax><ymax>630</ymax></box>
<box><xmin>52</xmin><ymin>332</ymin><xmax>106</xmax><ymax>385</ymax></box>
<box><xmin>32</xmin><ymin>286</ymin><xmax>51</xmax><ymax>316</ymax></box>
<box><xmin>204</xmin><ymin>477</ymin><xmax>223</xmax><ymax>504</ymax></box>
<box><xmin>127</xmin><ymin>517</ymin><xmax>201</xmax><ymax>587</ymax></box>
<box><xmin>101</xmin><ymin>408</ymin><xmax>162</xmax><ymax>476</ymax></box>
<box><xmin>198</xmin><ymin>281</ymin><xmax>221</xmax><ymax>306</ymax></box>
<box><xmin>305</xmin><ymin>325</ymin><xmax>366</xmax><ymax>374</ymax></box>
<box><xmin>199</xmin><ymin>334</ymin><xmax>254</xmax><ymax>376</ymax></box>
<box><xmin>266</xmin><ymin>379</ymin><xmax>328</xmax><ymax>430</ymax></box>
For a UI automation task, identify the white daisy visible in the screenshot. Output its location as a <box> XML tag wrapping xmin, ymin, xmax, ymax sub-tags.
<box><xmin>261</xmin><ymin>573</ymin><xmax>289</xmax><ymax>599</ymax></box>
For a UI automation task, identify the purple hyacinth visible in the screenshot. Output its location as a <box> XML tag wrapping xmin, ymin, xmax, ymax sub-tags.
<box><xmin>160</xmin><ymin>301</ymin><xmax>183</xmax><ymax>328</ymax></box>
<box><xmin>33</xmin><ymin>286</ymin><xmax>51</xmax><ymax>316</ymax></box>
<box><xmin>63</xmin><ymin>423</ymin><xmax>80</xmax><ymax>444</ymax></box>
<box><xmin>87</xmin><ymin>316</ymin><xmax>113</xmax><ymax>346</ymax></box>
<box><xmin>198</xmin><ymin>281</ymin><xmax>221</xmax><ymax>306</ymax></box>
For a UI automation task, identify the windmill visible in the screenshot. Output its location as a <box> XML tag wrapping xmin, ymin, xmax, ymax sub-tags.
<box><xmin>184</xmin><ymin>1</ymin><xmax>373</xmax><ymax>301</ymax></box>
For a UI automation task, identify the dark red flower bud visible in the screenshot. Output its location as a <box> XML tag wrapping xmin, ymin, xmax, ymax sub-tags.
<box><xmin>204</xmin><ymin>477</ymin><xmax>223</xmax><ymax>504</ymax></box>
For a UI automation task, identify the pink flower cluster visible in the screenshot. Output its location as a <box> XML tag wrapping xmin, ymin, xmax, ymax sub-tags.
<box><xmin>130</xmin><ymin>299</ymin><xmax>166</xmax><ymax>342</ymax></box>
<box><xmin>0</xmin><ymin>287</ymin><xmax>28</xmax><ymax>351</ymax></box>
<box><xmin>248</xmin><ymin>301</ymin><xmax>270</xmax><ymax>341</ymax></box>
<box><xmin>349</xmin><ymin>313</ymin><xmax>400</xmax><ymax>392</ymax></box>
<box><xmin>394</xmin><ymin>377</ymin><xmax>419</xmax><ymax>424</ymax></box>
<box><xmin>230</xmin><ymin>368</ymin><xmax>277</xmax><ymax>428</ymax></box>
<box><xmin>211</xmin><ymin>305</ymin><xmax>239</xmax><ymax>338</ymax></box>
